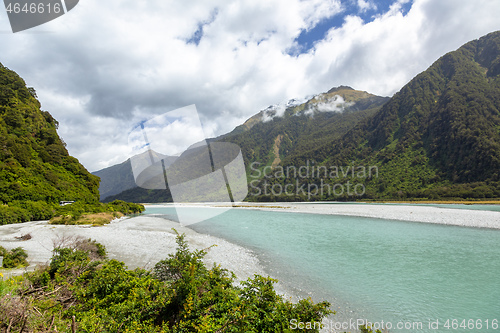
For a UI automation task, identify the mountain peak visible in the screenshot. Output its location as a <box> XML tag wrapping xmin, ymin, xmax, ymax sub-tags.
<box><xmin>327</xmin><ymin>86</ymin><xmax>355</xmax><ymax>94</ymax></box>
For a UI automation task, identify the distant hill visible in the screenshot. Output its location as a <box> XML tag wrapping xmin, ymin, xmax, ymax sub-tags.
<box><xmin>92</xmin><ymin>158</ymin><xmax>136</xmax><ymax>201</ymax></box>
<box><xmin>256</xmin><ymin>31</ymin><xmax>500</xmax><ymax>200</ymax></box>
<box><xmin>92</xmin><ymin>151</ymin><xmax>177</xmax><ymax>202</ymax></box>
<box><xmin>101</xmin><ymin>185</ymin><xmax>172</xmax><ymax>204</ymax></box>
<box><xmin>0</xmin><ymin>63</ymin><xmax>100</xmax><ymax>221</ymax></box>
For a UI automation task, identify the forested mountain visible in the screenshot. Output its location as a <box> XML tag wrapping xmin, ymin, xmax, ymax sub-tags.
<box><xmin>92</xmin><ymin>157</ymin><xmax>175</xmax><ymax>203</ymax></box>
<box><xmin>98</xmin><ymin>31</ymin><xmax>500</xmax><ymax>202</ymax></box>
<box><xmin>92</xmin><ymin>152</ymin><xmax>177</xmax><ymax>203</ymax></box>
<box><xmin>254</xmin><ymin>31</ymin><xmax>500</xmax><ymax>200</ymax></box>
<box><xmin>101</xmin><ymin>185</ymin><xmax>172</xmax><ymax>203</ymax></box>
<box><xmin>0</xmin><ymin>63</ymin><xmax>100</xmax><ymax>220</ymax></box>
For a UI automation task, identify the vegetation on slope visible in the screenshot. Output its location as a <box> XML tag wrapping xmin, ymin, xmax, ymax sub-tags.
<box><xmin>92</xmin><ymin>158</ymin><xmax>137</xmax><ymax>201</ymax></box>
<box><xmin>0</xmin><ymin>64</ymin><xmax>145</xmax><ymax>223</ymax></box>
<box><xmin>222</xmin><ymin>87</ymin><xmax>388</xmax><ymax>172</ymax></box>
<box><xmin>101</xmin><ymin>185</ymin><xmax>173</xmax><ymax>204</ymax></box>
<box><xmin>0</xmin><ymin>64</ymin><xmax>99</xmax><ymax>202</ymax></box>
<box><xmin>91</xmin><ymin>32</ymin><xmax>500</xmax><ymax>203</ymax></box>
<box><xmin>0</xmin><ymin>234</ymin><xmax>332</xmax><ymax>332</ymax></box>
<box><xmin>0</xmin><ymin>63</ymin><xmax>103</xmax><ymax>223</ymax></box>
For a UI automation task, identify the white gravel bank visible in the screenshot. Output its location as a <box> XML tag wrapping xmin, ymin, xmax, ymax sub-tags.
<box><xmin>230</xmin><ymin>202</ymin><xmax>500</xmax><ymax>229</ymax></box>
<box><xmin>0</xmin><ymin>216</ymin><xmax>266</xmax><ymax>284</ymax></box>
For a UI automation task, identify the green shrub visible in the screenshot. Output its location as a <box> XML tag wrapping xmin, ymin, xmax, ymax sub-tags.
<box><xmin>0</xmin><ymin>233</ymin><xmax>331</xmax><ymax>332</ymax></box>
<box><xmin>0</xmin><ymin>275</ymin><xmax>24</xmax><ymax>296</ymax></box>
<box><xmin>0</xmin><ymin>246</ymin><xmax>28</xmax><ymax>268</ymax></box>
<box><xmin>153</xmin><ymin>231</ymin><xmax>331</xmax><ymax>332</ymax></box>
<box><xmin>8</xmin><ymin>200</ymin><xmax>56</xmax><ymax>221</ymax></box>
<box><xmin>106</xmin><ymin>200</ymin><xmax>145</xmax><ymax>214</ymax></box>
<box><xmin>0</xmin><ymin>205</ymin><xmax>30</xmax><ymax>225</ymax></box>
<box><xmin>49</xmin><ymin>201</ymin><xmax>145</xmax><ymax>225</ymax></box>
<box><xmin>49</xmin><ymin>238</ymin><xmax>107</xmax><ymax>280</ymax></box>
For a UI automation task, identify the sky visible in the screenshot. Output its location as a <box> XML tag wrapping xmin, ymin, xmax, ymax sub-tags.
<box><xmin>1</xmin><ymin>0</ymin><xmax>500</xmax><ymax>172</ymax></box>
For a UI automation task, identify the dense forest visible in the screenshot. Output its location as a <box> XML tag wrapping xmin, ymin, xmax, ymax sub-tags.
<box><xmin>0</xmin><ymin>64</ymin><xmax>143</xmax><ymax>223</ymax></box>
<box><xmin>0</xmin><ymin>64</ymin><xmax>99</xmax><ymax>201</ymax></box>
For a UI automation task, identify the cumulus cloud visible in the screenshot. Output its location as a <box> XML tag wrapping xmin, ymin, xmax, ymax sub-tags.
<box><xmin>301</xmin><ymin>94</ymin><xmax>355</xmax><ymax>116</ymax></box>
<box><xmin>315</xmin><ymin>95</ymin><xmax>354</xmax><ymax>113</ymax></box>
<box><xmin>357</xmin><ymin>0</ymin><xmax>377</xmax><ymax>13</ymax></box>
<box><xmin>261</xmin><ymin>96</ymin><xmax>311</xmax><ymax>122</ymax></box>
<box><xmin>0</xmin><ymin>0</ymin><xmax>499</xmax><ymax>171</ymax></box>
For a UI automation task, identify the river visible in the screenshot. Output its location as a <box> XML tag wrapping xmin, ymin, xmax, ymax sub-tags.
<box><xmin>144</xmin><ymin>204</ymin><xmax>500</xmax><ymax>333</ymax></box>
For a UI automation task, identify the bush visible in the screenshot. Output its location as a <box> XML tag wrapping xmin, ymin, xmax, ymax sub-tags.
<box><xmin>49</xmin><ymin>238</ymin><xmax>107</xmax><ymax>279</ymax></box>
<box><xmin>0</xmin><ymin>205</ymin><xmax>30</xmax><ymax>225</ymax></box>
<box><xmin>0</xmin><ymin>233</ymin><xmax>332</xmax><ymax>332</ymax></box>
<box><xmin>153</xmin><ymin>231</ymin><xmax>331</xmax><ymax>332</ymax></box>
<box><xmin>49</xmin><ymin>201</ymin><xmax>144</xmax><ymax>225</ymax></box>
<box><xmin>0</xmin><ymin>275</ymin><xmax>24</xmax><ymax>296</ymax></box>
<box><xmin>0</xmin><ymin>246</ymin><xmax>28</xmax><ymax>268</ymax></box>
<box><xmin>9</xmin><ymin>200</ymin><xmax>56</xmax><ymax>221</ymax></box>
<box><xmin>106</xmin><ymin>200</ymin><xmax>145</xmax><ymax>214</ymax></box>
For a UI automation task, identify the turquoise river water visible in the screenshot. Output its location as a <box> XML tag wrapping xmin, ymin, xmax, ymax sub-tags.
<box><xmin>144</xmin><ymin>205</ymin><xmax>500</xmax><ymax>333</ymax></box>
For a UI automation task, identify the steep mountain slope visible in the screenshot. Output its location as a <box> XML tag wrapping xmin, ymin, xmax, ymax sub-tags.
<box><xmin>262</xmin><ymin>31</ymin><xmax>500</xmax><ymax>200</ymax></box>
<box><xmin>0</xmin><ymin>63</ymin><xmax>100</xmax><ymax>219</ymax></box>
<box><xmin>101</xmin><ymin>185</ymin><xmax>172</xmax><ymax>203</ymax></box>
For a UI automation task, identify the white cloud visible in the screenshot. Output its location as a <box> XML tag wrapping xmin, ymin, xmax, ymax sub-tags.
<box><xmin>1</xmin><ymin>0</ymin><xmax>500</xmax><ymax>171</ymax></box>
<box><xmin>300</xmin><ymin>0</ymin><xmax>343</xmax><ymax>30</ymax></box>
<box><xmin>315</xmin><ymin>95</ymin><xmax>354</xmax><ymax>113</ymax></box>
<box><xmin>357</xmin><ymin>0</ymin><xmax>377</xmax><ymax>13</ymax></box>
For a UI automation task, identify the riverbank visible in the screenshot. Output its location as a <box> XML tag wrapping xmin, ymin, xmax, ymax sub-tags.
<box><xmin>288</xmin><ymin>203</ymin><xmax>500</xmax><ymax>228</ymax></box>
<box><xmin>164</xmin><ymin>202</ymin><xmax>500</xmax><ymax>229</ymax></box>
<box><xmin>0</xmin><ymin>216</ymin><xmax>266</xmax><ymax>284</ymax></box>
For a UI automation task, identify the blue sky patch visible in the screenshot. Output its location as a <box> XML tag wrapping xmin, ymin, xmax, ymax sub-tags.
<box><xmin>293</xmin><ymin>0</ymin><xmax>414</xmax><ymax>55</ymax></box>
<box><xmin>187</xmin><ymin>9</ymin><xmax>219</xmax><ymax>46</ymax></box>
